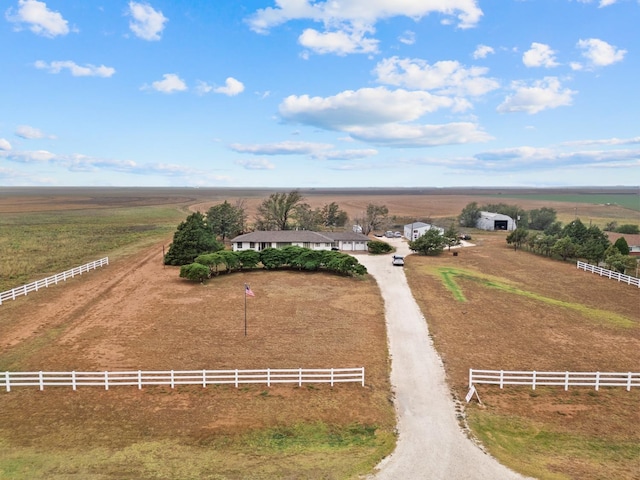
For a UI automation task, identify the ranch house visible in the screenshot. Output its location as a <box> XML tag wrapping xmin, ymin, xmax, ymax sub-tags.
<box><xmin>403</xmin><ymin>222</ymin><xmax>445</xmax><ymax>241</ymax></box>
<box><xmin>230</xmin><ymin>231</ymin><xmax>370</xmax><ymax>252</ymax></box>
<box><xmin>476</xmin><ymin>211</ymin><xmax>517</xmax><ymax>231</ymax></box>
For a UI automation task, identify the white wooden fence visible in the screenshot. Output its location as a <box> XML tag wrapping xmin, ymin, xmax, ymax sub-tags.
<box><xmin>1</xmin><ymin>367</ymin><xmax>365</xmax><ymax>392</ymax></box>
<box><xmin>0</xmin><ymin>258</ymin><xmax>109</xmax><ymax>305</ymax></box>
<box><xmin>469</xmin><ymin>369</ymin><xmax>639</xmax><ymax>391</ymax></box>
<box><xmin>577</xmin><ymin>261</ymin><xmax>639</xmax><ymax>287</ymax></box>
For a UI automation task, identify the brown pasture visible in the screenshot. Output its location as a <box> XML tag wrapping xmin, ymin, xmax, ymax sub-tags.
<box><xmin>0</xmin><ymin>187</ymin><xmax>638</xmax><ymax>479</ymax></box>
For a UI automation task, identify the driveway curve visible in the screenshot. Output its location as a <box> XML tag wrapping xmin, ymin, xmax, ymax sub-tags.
<box><xmin>355</xmin><ymin>238</ymin><xmax>529</xmax><ymax>480</ymax></box>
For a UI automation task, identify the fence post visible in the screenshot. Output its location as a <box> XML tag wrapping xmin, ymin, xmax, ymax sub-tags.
<box><xmin>5</xmin><ymin>372</ymin><xmax>9</xmax><ymax>392</ymax></box>
<box><xmin>361</xmin><ymin>367</ymin><xmax>365</xmax><ymax>387</ymax></box>
<box><xmin>72</xmin><ymin>371</ymin><xmax>76</xmax><ymax>391</ymax></box>
<box><xmin>499</xmin><ymin>370</ymin><xmax>504</xmax><ymax>389</ymax></box>
<box><xmin>202</xmin><ymin>369</ymin><xmax>207</xmax><ymax>388</ymax></box>
<box><xmin>299</xmin><ymin>368</ymin><xmax>302</xmax><ymax>387</ymax></box>
<box><xmin>565</xmin><ymin>371</ymin><xmax>569</xmax><ymax>391</ymax></box>
<box><xmin>105</xmin><ymin>371</ymin><xmax>109</xmax><ymax>390</ymax></box>
<box><xmin>235</xmin><ymin>369</ymin><xmax>239</xmax><ymax>388</ymax></box>
<box><xmin>532</xmin><ymin>370</ymin><xmax>536</xmax><ymax>390</ymax></box>
<box><xmin>171</xmin><ymin>370</ymin><xmax>175</xmax><ymax>389</ymax></box>
<box><xmin>138</xmin><ymin>370</ymin><xmax>142</xmax><ymax>390</ymax></box>
<box><xmin>331</xmin><ymin>368</ymin><xmax>334</xmax><ymax>387</ymax></box>
<box><xmin>595</xmin><ymin>371</ymin><xmax>600</xmax><ymax>391</ymax></box>
<box><xmin>39</xmin><ymin>371</ymin><xmax>44</xmax><ymax>391</ymax></box>
<box><xmin>628</xmin><ymin>372</ymin><xmax>632</xmax><ymax>392</ymax></box>
<box><xmin>267</xmin><ymin>368</ymin><xmax>271</xmax><ymax>387</ymax></box>
<box><xmin>469</xmin><ymin>369</ymin><xmax>473</xmax><ymax>389</ymax></box>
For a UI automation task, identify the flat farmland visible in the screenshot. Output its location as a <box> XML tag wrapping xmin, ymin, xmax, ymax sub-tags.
<box><xmin>0</xmin><ymin>186</ymin><xmax>638</xmax><ymax>479</ymax></box>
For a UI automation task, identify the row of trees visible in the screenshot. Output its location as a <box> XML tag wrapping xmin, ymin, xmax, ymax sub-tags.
<box><xmin>459</xmin><ymin>202</ymin><xmax>559</xmax><ymax>231</ymax></box>
<box><xmin>506</xmin><ymin>218</ymin><xmax>637</xmax><ymax>273</ymax></box>
<box><xmin>179</xmin><ymin>246</ymin><xmax>367</xmax><ymax>281</ymax></box>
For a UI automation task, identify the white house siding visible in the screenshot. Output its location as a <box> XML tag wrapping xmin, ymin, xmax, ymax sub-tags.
<box><xmin>231</xmin><ymin>231</ymin><xmax>369</xmax><ymax>252</ymax></box>
<box><xmin>404</xmin><ymin>222</ymin><xmax>445</xmax><ymax>240</ymax></box>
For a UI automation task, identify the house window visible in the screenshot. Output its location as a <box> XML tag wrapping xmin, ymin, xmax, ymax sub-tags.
<box><xmin>303</xmin><ymin>242</ymin><xmax>311</xmax><ymax>248</ymax></box>
<box><xmin>249</xmin><ymin>242</ymin><xmax>255</xmax><ymax>248</ymax></box>
<box><xmin>237</xmin><ymin>242</ymin><xmax>243</xmax><ymax>249</ymax></box>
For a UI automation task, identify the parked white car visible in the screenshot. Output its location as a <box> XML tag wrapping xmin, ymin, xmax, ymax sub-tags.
<box><xmin>392</xmin><ymin>255</ymin><xmax>405</xmax><ymax>266</ymax></box>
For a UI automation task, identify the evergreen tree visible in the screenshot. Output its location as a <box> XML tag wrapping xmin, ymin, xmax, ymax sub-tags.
<box><xmin>164</xmin><ymin>212</ymin><xmax>223</xmax><ymax>266</ymax></box>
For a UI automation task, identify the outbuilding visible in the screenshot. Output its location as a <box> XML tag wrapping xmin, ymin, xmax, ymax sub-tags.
<box><xmin>476</xmin><ymin>211</ymin><xmax>517</xmax><ymax>231</ymax></box>
<box><xmin>404</xmin><ymin>222</ymin><xmax>445</xmax><ymax>240</ymax></box>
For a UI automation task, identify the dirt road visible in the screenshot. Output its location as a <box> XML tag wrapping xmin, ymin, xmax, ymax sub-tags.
<box><xmin>356</xmin><ymin>238</ymin><xmax>530</xmax><ymax>480</ymax></box>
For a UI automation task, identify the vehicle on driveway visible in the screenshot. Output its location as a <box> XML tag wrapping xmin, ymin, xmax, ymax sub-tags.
<box><xmin>392</xmin><ymin>255</ymin><xmax>405</xmax><ymax>266</ymax></box>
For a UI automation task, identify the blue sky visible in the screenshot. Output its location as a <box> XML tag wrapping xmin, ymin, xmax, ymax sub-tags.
<box><xmin>1</xmin><ymin>0</ymin><xmax>638</xmax><ymax>188</ymax></box>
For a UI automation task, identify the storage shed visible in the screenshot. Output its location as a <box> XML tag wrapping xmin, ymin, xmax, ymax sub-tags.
<box><xmin>404</xmin><ymin>222</ymin><xmax>445</xmax><ymax>240</ymax></box>
<box><xmin>476</xmin><ymin>211</ymin><xmax>517</xmax><ymax>231</ymax></box>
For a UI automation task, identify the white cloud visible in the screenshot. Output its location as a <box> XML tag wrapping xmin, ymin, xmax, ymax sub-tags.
<box><xmin>0</xmin><ymin>138</ymin><xmax>12</xmax><ymax>150</ymax></box>
<box><xmin>399</xmin><ymin>30</ymin><xmax>415</xmax><ymax>45</ymax></box>
<box><xmin>311</xmin><ymin>149</ymin><xmax>378</xmax><ymax>160</ymax></box>
<box><xmin>345</xmin><ymin>122</ymin><xmax>492</xmax><ymax>147</ymax></box>
<box><xmin>374</xmin><ymin>56</ymin><xmax>500</xmax><ymax>97</ymax></box>
<box><xmin>127</xmin><ymin>1</ymin><xmax>167</xmax><ymax>41</ymax></box>
<box><xmin>247</xmin><ymin>0</ymin><xmax>483</xmax><ymax>33</ymax></box>
<box><xmin>473</xmin><ymin>44</ymin><xmax>494</xmax><ymax>59</ymax></box>
<box><xmin>280</xmin><ymin>87</ymin><xmax>466</xmax><ymax>131</ymax></box>
<box><xmin>577</xmin><ymin>38</ymin><xmax>626</xmax><ymax>68</ymax></box>
<box><xmin>15</xmin><ymin>125</ymin><xmax>55</xmax><ymax>139</ymax></box>
<box><xmin>522</xmin><ymin>42</ymin><xmax>559</xmax><ymax>68</ymax></box>
<box><xmin>497</xmin><ymin>77</ymin><xmax>576</xmax><ymax>114</ymax></box>
<box><xmin>561</xmin><ymin>136</ymin><xmax>640</xmax><ymax>146</ymax></box>
<box><xmin>235</xmin><ymin>158</ymin><xmax>275</xmax><ymax>170</ymax></box>
<box><xmin>145</xmin><ymin>73</ymin><xmax>187</xmax><ymax>93</ymax></box>
<box><xmin>576</xmin><ymin>0</ymin><xmax>618</xmax><ymax>6</ymax></box>
<box><xmin>5</xmin><ymin>0</ymin><xmax>69</xmax><ymax>37</ymax></box>
<box><xmin>230</xmin><ymin>141</ymin><xmax>332</xmax><ymax>155</ymax></box>
<box><xmin>34</xmin><ymin>60</ymin><xmax>115</xmax><ymax>77</ymax></box>
<box><xmin>214</xmin><ymin>77</ymin><xmax>245</xmax><ymax>96</ymax></box>
<box><xmin>299</xmin><ymin>25</ymin><xmax>378</xmax><ymax>55</ymax></box>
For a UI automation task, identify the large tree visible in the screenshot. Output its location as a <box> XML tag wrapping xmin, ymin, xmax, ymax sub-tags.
<box><xmin>255</xmin><ymin>191</ymin><xmax>304</xmax><ymax>230</ymax></box>
<box><xmin>206</xmin><ymin>200</ymin><xmax>246</xmax><ymax>242</ymax></box>
<box><xmin>361</xmin><ymin>203</ymin><xmax>388</xmax><ymax>235</ymax></box>
<box><xmin>164</xmin><ymin>212</ymin><xmax>223</xmax><ymax>265</ymax></box>
<box><xmin>294</xmin><ymin>203</ymin><xmax>323</xmax><ymax>231</ymax></box>
<box><xmin>458</xmin><ymin>202</ymin><xmax>481</xmax><ymax>228</ymax></box>
<box><xmin>528</xmin><ymin>207</ymin><xmax>557</xmax><ymax>231</ymax></box>
<box><xmin>320</xmin><ymin>202</ymin><xmax>348</xmax><ymax>230</ymax></box>
<box><xmin>409</xmin><ymin>229</ymin><xmax>446</xmax><ymax>256</ymax></box>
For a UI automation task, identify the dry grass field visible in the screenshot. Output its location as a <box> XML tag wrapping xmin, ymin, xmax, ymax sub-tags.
<box><xmin>0</xmin><ymin>187</ymin><xmax>638</xmax><ymax>479</ymax></box>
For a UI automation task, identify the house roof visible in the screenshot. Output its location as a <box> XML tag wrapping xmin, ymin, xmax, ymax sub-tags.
<box><xmin>230</xmin><ymin>230</ymin><xmax>369</xmax><ymax>243</ymax></box>
<box><xmin>405</xmin><ymin>222</ymin><xmax>430</xmax><ymax>228</ymax></box>
<box><xmin>606</xmin><ymin>232</ymin><xmax>640</xmax><ymax>247</ymax></box>
<box><xmin>479</xmin><ymin>211</ymin><xmax>515</xmax><ymax>221</ymax></box>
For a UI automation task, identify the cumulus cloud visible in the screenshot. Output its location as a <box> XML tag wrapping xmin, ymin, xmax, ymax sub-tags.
<box><xmin>0</xmin><ymin>138</ymin><xmax>12</xmax><ymax>150</ymax></box>
<box><xmin>214</xmin><ymin>77</ymin><xmax>245</xmax><ymax>96</ymax></box>
<box><xmin>280</xmin><ymin>87</ymin><xmax>467</xmax><ymax>131</ymax></box>
<box><xmin>473</xmin><ymin>44</ymin><xmax>494</xmax><ymax>59</ymax></box>
<box><xmin>229</xmin><ymin>141</ymin><xmax>332</xmax><ymax>155</ymax></box>
<box><xmin>247</xmin><ymin>0</ymin><xmax>483</xmax><ymax>33</ymax></box>
<box><xmin>34</xmin><ymin>60</ymin><xmax>115</xmax><ymax>77</ymax></box>
<box><xmin>576</xmin><ymin>38</ymin><xmax>626</xmax><ymax>68</ymax></box>
<box><xmin>15</xmin><ymin>125</ymin><xmax>55</xmax><ymax>139</ymax></box>
<box><xmin>5</xmin><ymin>0</ymin><xmax>70</xmax><ymax>37</ymax></box>
<box><xmin>299</xmin><ymin>25</ymin><xmax>378</xmax><ymax>55</ymax></box>
<box><xmin>127</xmin><ymin>1</ymin><xmax>167</xmax><ymax>41</ymax></box>
<box><xmin>235</xmin><ymin>158</ymin><xmax>275</xmax><ymax>170</ymax></box>
<box><xmin>497</xmin><ymin>77</ymin><xmax>576</xmax><ymax>114</ymax></box>
<box><xmin>522</xmin><ymin>42</ymin><xmax>559</xmax><ymax>68</ymax></box>
<box><xmin>374</xmin><ymin>56</ymin><xmax>500</xmax><ymax>97</ymax></box>
<box><xmin>144</xmin><ymin>73</ymin><xmax>187</xmax><ymax>93</ymax></box>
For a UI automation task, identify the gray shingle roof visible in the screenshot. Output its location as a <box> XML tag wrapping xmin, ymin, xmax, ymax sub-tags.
<box><xmin>230</xmin><ymin>231</ymin><xmax>334</xmax><ymax>243</ymax></box>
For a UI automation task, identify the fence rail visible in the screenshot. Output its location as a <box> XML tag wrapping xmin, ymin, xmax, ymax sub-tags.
<box><xmin>577</xmin><ymin>261</ymin><xmax>639</xmax><ymax>287</ymax></box>
<box><xmin>0</xmin><ymin>258</ymin><xmax>109</xmax><ymax>305</ymax></box>
<box><xmin>469</xmin><ymin>369</ymin><xmax>639</xmax><ymax>391</ymax></box>
<box><xmin>1</xmin><ymin>367</ymin><xmax>365</xmax><ymax>392</ymax></box>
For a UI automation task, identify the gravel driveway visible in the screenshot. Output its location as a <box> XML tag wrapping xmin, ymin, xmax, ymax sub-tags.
<box><xmin>355</xmin><ymin>238</ymin><xmax>530</xmax><ymax>480</ymax></box>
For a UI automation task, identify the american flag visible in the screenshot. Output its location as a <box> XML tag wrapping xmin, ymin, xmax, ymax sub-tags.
<box><xmin>245</xmin><ymin>284</ymin><xmax>255</xmax><ymax>297</ymax></box>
